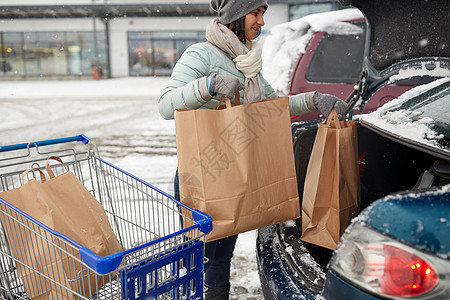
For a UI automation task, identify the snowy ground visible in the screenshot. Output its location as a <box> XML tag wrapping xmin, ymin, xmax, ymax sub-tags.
<box><xmin>0</xmin><ymin>77</ymin><xmax>263</xmax><ymax>299</ymax></box>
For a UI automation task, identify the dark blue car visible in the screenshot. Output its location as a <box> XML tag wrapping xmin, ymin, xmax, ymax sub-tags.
<box><xmin>256</xmin><ymin>0</ymin><xmax>450</xmax><ymax>299</ymax></box>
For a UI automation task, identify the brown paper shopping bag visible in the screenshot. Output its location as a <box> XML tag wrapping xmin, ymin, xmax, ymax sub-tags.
<box><xmin>175</xmin><ymin>94</ymin><xmax>300</xmax><ymax>242</ymax></box>
<box><xmin>0</xmin><ymin>157</ymin><xmax>123</xmax><ymax>299</ymax></box>
<box><xmin>301</xmin><ymin>109</ymin><xmax>360</xmax><ymax>250</ymax></box>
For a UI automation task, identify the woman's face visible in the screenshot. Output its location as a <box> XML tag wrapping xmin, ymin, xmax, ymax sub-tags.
<box><xmin>244</xmin><ymin>6</ymin><xmax>266</xmax><ymax>41</ymax></box>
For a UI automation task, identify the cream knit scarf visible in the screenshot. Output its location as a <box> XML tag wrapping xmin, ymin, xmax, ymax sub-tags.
<box><xmin>206</xmin><ymin>18</ymin><xmax>264</xmax><ymax>102</ymax></box>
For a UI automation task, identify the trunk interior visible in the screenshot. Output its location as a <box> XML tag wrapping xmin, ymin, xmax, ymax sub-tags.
<box><xmin>289</xmin><ymin>121</ymin><xmax>450</xmax><ymax>272</ymax></box>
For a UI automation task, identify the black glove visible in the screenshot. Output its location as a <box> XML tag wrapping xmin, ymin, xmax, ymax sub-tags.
<box><xmin>209</xmin><ymin>73</ymin><xmax>243</xmax><ymax>99</ymax></box>
<box><xmin>313</xmin><ymin>92</ymin><xmax>349</xmax><ymax>117</ymax></box>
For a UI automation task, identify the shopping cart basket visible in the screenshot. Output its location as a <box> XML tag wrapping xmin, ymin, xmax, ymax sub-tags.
<box><xmin>0</xmin><ymin>135</ymin><xmax>212</xmax><ymax>299</ymax></box>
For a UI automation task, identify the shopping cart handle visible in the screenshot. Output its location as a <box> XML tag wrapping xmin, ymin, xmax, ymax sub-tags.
<box><xmin>79</xmin><ymin>247</ymin><xmax>124</xmax><ymax>275</ymax></box>
<box><xmin>0</xmin><ymin>134</ymin><xmax>90</xmax><ymax>152</ymax></box>
<box><xmin>192</xmin><ymin>209</ymin><xmax>213</xmax><ymax>233</ymax></box>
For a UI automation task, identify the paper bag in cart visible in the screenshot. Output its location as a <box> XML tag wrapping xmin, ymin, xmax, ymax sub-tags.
<box><xmin>0</xmin><ymin>157</ymin><xmax>123</xmax><ymax>299</ymax></box>
<box><xmin>175</xmin><ymin>94</ymin><xmax>300</xmax><ymax>242</ymax></box>
<box><xmin>301</xmin><ymin>109</ymin><xmax>360</xmax><ymax>250</ymax></box>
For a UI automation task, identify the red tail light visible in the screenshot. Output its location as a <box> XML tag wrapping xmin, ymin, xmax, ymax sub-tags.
<box><xmin>366</xmin><ymin>244</ymin><xmax>438</xmax><ymax>297</ymax></box>
<box><xmin>331</xmin><ymin>225</ymin><xmax>449</xmax><ymax>299</ymax></box>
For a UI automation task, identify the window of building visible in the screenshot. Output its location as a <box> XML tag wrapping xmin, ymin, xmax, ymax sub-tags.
<box><xmin>128</xmin><ymin>31</ymin><xmax>205</xmax><ymax>76</ymax></box>
<box><xmin>0</xmin><ymin>32</ymin><xmax>23</xmax><ymax>76</ymax></box>
<box><xmin>290</xmin><ymin>2</ymin><xmax>341</xmax><ymax>20</ymax></box>
<box><xmin>0</xmin><ymin>31</ymin><xmax>107</xmax><ymax>78</ymax></box>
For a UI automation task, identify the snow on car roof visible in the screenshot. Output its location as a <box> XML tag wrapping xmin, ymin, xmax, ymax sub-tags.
<box><xmin>262</xmin><ymin>8</ymin><xmax>364</xmax><ymax>94</ymax></box>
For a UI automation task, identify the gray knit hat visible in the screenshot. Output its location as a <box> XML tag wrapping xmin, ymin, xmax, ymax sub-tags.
<box><xmin>210</xmin><ymin>0</ymin><xmax>268</xmax><ymax>25</ymax></box>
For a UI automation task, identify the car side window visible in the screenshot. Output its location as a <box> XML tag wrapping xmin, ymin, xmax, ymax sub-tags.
<box><xmin>306</xmin><ymin>23</ymin><xmax>366</xmax><ymax>84</ymax></box>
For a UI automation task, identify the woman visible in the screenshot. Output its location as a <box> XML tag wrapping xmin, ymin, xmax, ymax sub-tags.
<box><xmin>159</xmin><ymin>0</ymin><xmax>348</xmax><ymax>298</ymax></box>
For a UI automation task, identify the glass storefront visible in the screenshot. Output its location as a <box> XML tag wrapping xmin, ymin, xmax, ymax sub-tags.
<box><xmin>0</xmin><ymin>31</ymin><xmax>107</xmax><ymax>78</ymax></box>
<box><xmin>128</xmin><ymin>31</ymin><xmax>205</xmax><ymax>76</ymax></box>
<box><xmin>289</xmin><ymin>2</ymin><xmax>342</xmax><ymax>20</ymax></box>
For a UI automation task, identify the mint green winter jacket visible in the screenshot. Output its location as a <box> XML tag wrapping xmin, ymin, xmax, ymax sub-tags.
<box><xmin>158</xmin><ymin>42</ymin><xmax>316</xmax><ymax>120</ymax></box>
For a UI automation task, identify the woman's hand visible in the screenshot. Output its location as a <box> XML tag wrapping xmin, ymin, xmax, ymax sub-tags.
<box><xmin>209</xmin><ymin>73</ymin><xmax>244</xmax><ymax>99</ymax></box>
<box><xmin>313</xmin><ymin>92</ymin><xmax>349</xmax><ymax>117</ymax></box>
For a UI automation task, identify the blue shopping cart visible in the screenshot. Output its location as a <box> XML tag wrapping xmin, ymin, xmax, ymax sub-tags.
<box><xmin>0</xmin><ymin>135</ymin><xmax>212</xmax><ymax>299</ymax></box>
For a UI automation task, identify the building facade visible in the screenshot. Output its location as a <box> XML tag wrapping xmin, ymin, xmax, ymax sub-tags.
<box><xmin>0</xmin><ymin>0</ymin><xmax>342</xmax><ymax>79</ymax></box>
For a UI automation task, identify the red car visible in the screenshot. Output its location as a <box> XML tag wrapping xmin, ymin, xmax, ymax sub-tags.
<box><xmin>263</xmin><ymin>9</ymin><xmax>414</xmax><ymax>122</ymax></box>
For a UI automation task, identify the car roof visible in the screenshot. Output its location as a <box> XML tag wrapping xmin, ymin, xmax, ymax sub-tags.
<box><xmin>266</xmin><ymin>8</ymin><xmax>363</xmax><ymax>41</ymax></box>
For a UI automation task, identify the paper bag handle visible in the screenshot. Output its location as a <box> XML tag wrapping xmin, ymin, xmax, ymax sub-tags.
<box><xmin>215</xmin><ymin>90</ymin><xmax>249</xmax><ymax>109</ymax></box>
<box><xmin>22</xmin><ymin>168</ymin><xmax>47</xmax><ymax>183</ymax></box>
<box><xmin>46</xmin><ymin>156</ymin><xmax>69</xmax><ymax>179</ymax></box>
<box><xmin>325</xmin><ymin>109</ymin><xmax>347</xmax><ymax>129</ymax></box>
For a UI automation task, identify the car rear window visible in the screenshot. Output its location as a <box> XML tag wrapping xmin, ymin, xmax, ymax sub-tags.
<box><xmin>396</xmin><ymin>80</ymin><xmax>450</xmax><ymax>149</ymax></box>
<box><xmin>361</xmin><ymin>78</ymin><xmax>450</xmax><ymax>156</ymax></box>
<box><xmin>306</xmin><ymin>23</ymin><xmax>365</xmax><ymax>84</ymax></box>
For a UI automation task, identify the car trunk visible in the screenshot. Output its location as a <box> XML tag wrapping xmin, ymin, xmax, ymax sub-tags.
<box><xmin>260</xmin><ymin>0</ymin><xmax>450</xmax><ymax>295</ymax></box>
<box><xmin>284</xmin><ymin>0</ymin><xmax>450</xmax><ymax>275</ymax></box>
<box><xmin>277</xmin><ymin>121</ymin><xmax>448</xmax><ymax>292</ymax></box>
